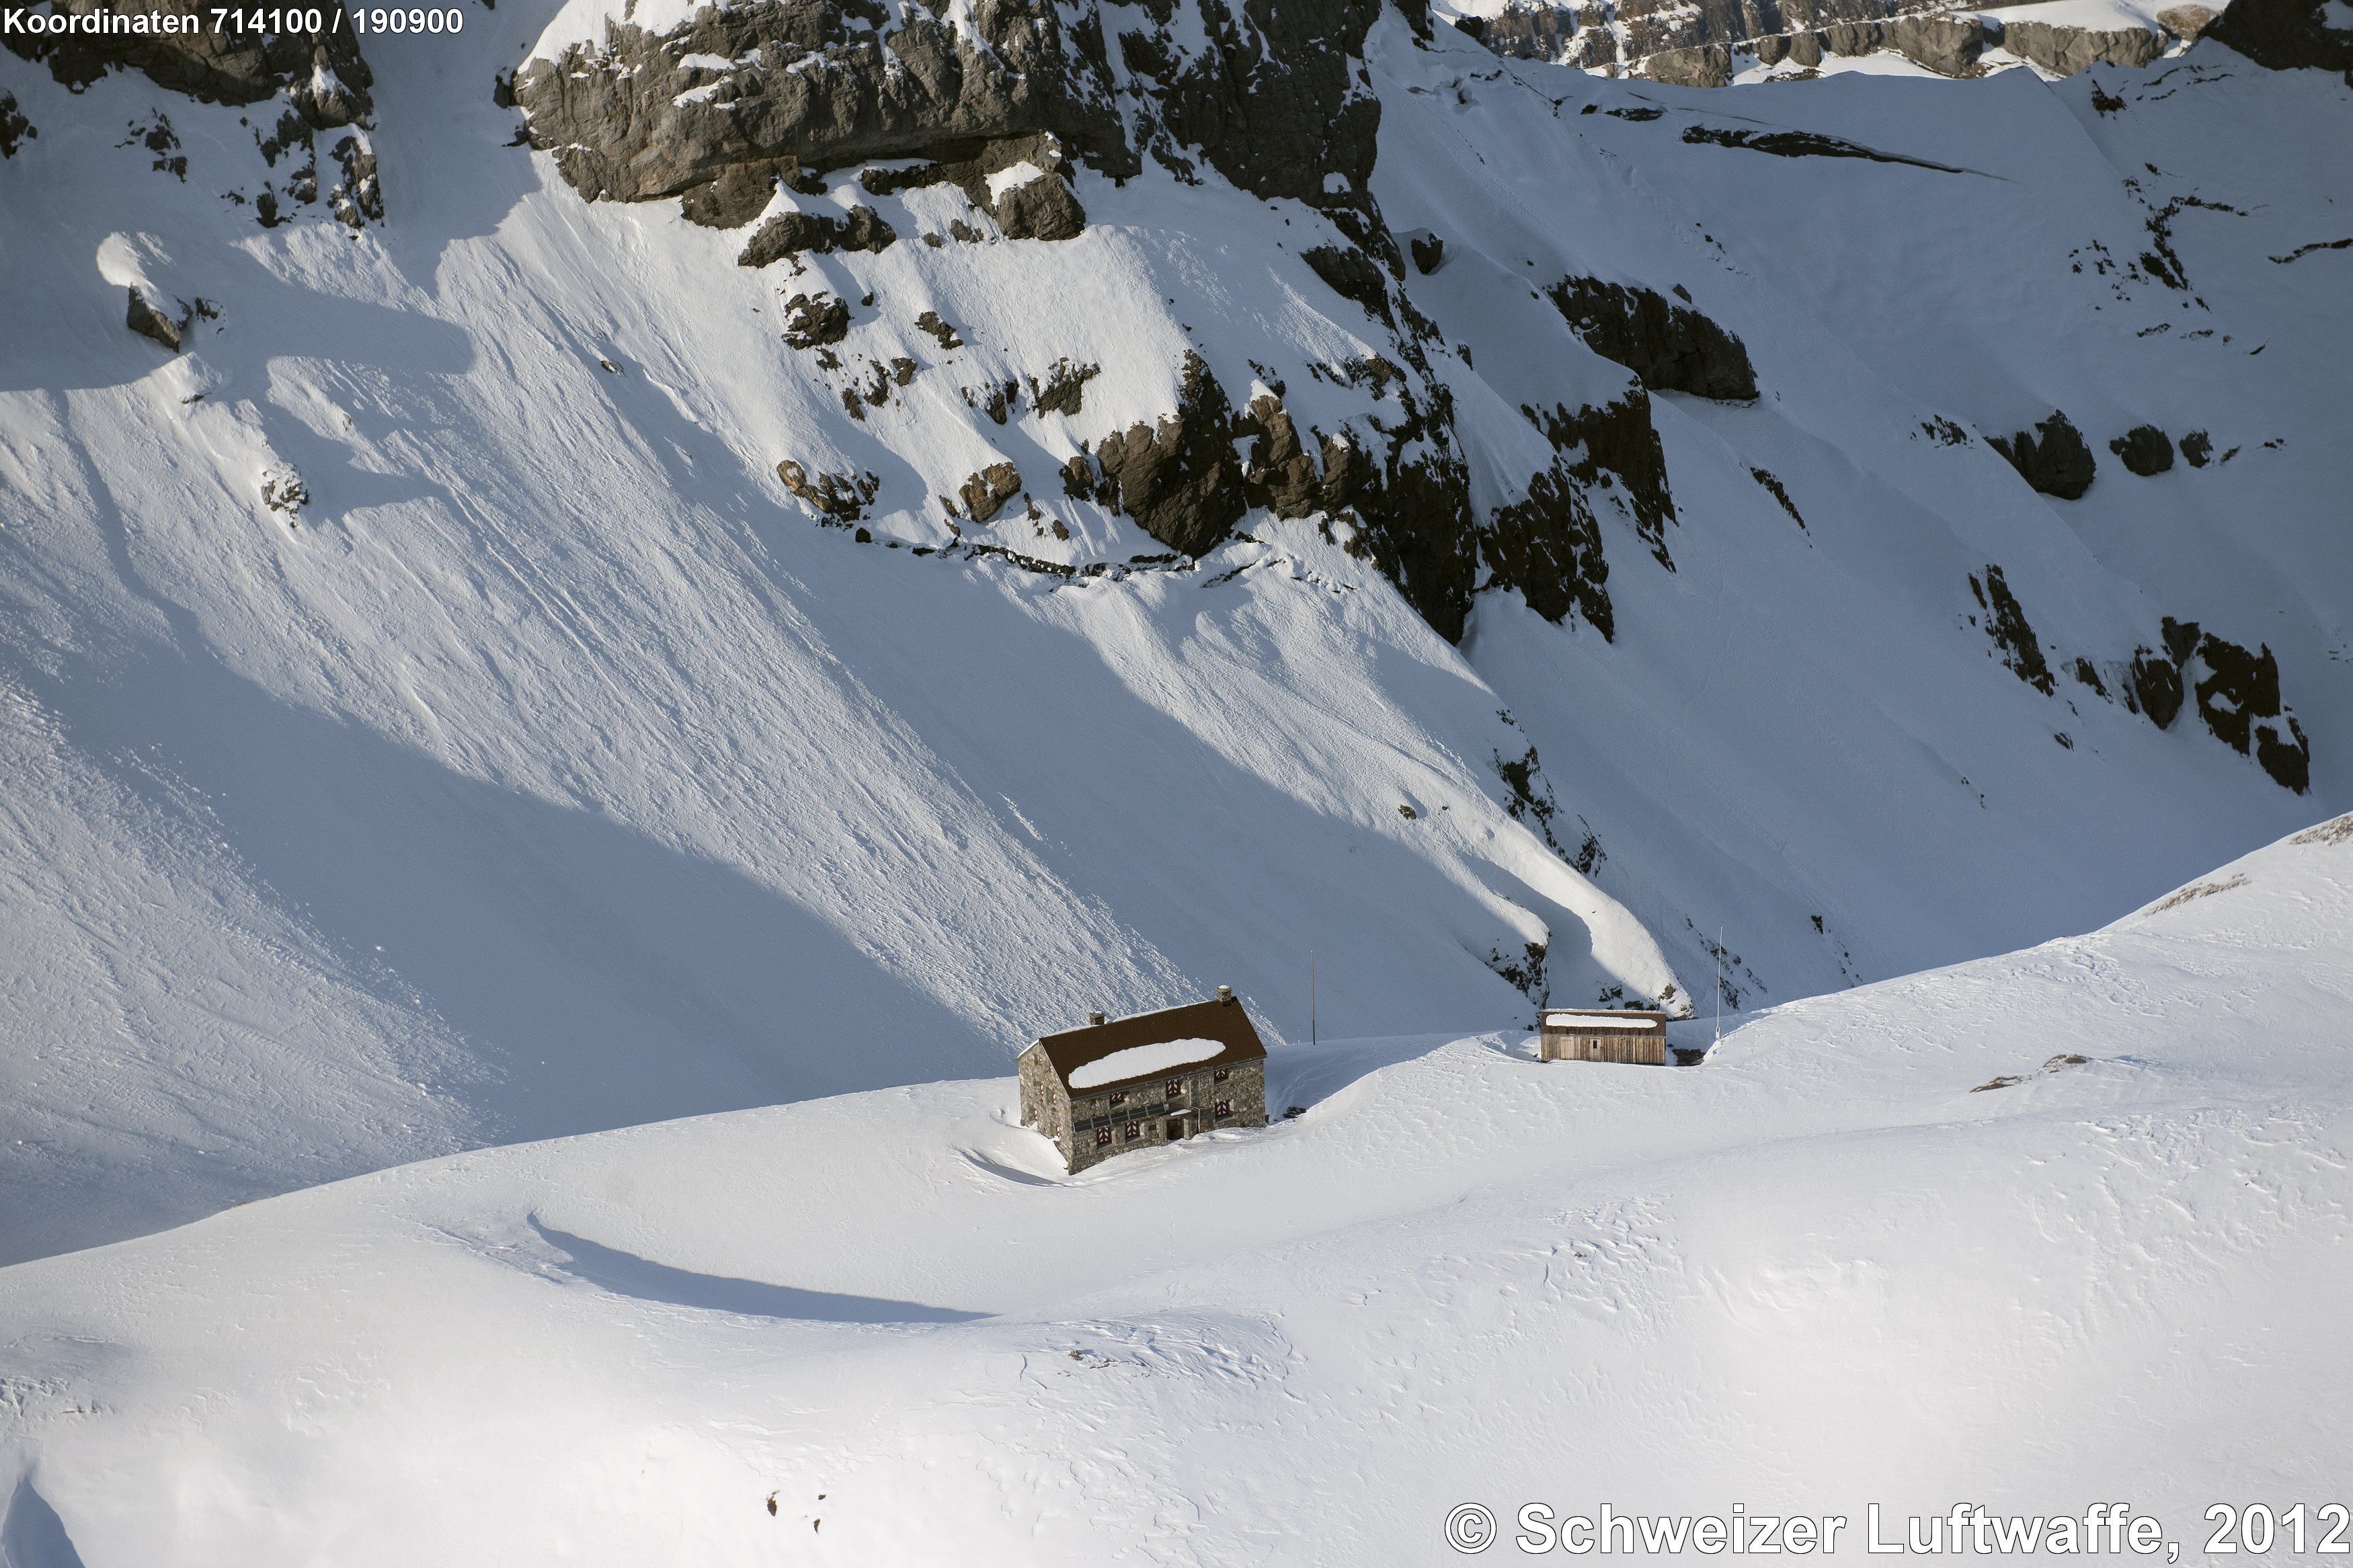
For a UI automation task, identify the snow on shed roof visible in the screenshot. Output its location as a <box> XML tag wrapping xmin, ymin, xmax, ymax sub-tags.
<box><xmin>1542</xmin><ymin>1011</ymin><xmax>1668</xmax><ymax>1030</ymax></box>
<box><xmin>1026</xmin><ymin>997</ymin><xmax>1267</xmax><ymax>1094</ymax></box>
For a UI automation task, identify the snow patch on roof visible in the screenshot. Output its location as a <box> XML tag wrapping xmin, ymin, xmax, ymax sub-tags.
<box><xmin>1542</xmin><ymin>1013</ymin><xmax>1660</xmax><ymax>1030</ymax></box>
<box><xmin>1070</xmin><ymin>1037</ymin><xmax>1226</xmax><ymax>1088</ymax></box>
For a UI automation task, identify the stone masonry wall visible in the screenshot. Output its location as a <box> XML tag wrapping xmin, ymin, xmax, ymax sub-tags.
<box><xmin>1049</xmin><ymin>1060</ymin><xmax>1267</xmax><ymax>1173</ymax></box>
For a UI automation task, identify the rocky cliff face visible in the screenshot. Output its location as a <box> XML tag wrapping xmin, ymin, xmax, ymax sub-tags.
<box><xmin>514</xmin><ymin>0</ymin><xmax>1394</xmax><ymax>245</ymax></box>
<box><xmin>1451</xmin><ymin>0</ymin><xmax>2186</xmax><ymax>85</ymax></box>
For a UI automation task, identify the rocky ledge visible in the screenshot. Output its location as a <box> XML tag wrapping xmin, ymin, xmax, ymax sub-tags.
<box><xmin>1454</xmin><ymin>0</ymin><xmax>2196</xmax><ymax>84</ymax></box>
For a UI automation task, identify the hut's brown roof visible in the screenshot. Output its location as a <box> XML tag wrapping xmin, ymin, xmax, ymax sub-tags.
<box><xmin>1026</xmin><ymin>997</ymin><xmax>1268</xmax><ymax>1095</ymax></box>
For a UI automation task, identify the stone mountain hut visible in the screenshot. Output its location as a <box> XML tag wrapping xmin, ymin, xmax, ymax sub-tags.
<box><xmin>1019</xmin><ymin>988</ymin><xmax>1269</xmax><ymax>1173</ymax></box>
<box><xmin>1540</xmin><ymin>1009</ymin><xmax>1670</xmax><ymax>1065</ymax></box>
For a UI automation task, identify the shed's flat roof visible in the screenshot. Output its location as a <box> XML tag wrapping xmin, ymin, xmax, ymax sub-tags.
<box><xmin>1026</xmin><ymin>998</ymin><xmax>1267</xmax><ymax>1094</ymax></box>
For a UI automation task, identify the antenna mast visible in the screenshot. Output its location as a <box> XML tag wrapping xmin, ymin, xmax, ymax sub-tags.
<box><xmin>1310</xmin><ymin>950</ymin><xmax>1318</xmax><ymax>1049</ymax></box>
<box><xmin>1714</xmin><ymin>927</ymin><xmax>1722</xmax><ymax>1048</ymax></box>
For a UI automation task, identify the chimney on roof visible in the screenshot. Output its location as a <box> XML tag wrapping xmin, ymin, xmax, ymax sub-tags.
<box><xmin>1088</xmin><ymin>1010</ymin><xmax>1106</xmax><ymax>1026</ymax></box>
<box><xmin>1217</xmin><ymin>985</ymin><xmax>1233</xmax><ymax>1004</ymax></box>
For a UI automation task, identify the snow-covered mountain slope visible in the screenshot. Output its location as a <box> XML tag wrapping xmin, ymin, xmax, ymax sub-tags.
<box><xmin>3</xmin><ymin>813</ymin><xmax>2347</xmax><ymax>1563</ymax></box>
<box><xmin>2</xmin><ymin>0</ymin><xmax>2346</xmax><ymax>1264</ymax></box>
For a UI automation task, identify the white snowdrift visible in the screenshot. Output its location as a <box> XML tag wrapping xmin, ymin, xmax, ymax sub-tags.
<box><xmin>1</xmin><ymin>815</ymin><xmax>2347</xmax><ymax>1563</ymax></box>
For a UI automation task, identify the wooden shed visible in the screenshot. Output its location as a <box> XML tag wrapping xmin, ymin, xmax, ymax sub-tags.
<box><xmin>1539</xmin><ymin>1009</ymin><xmax>1669</xmax><ymax>1065</ymax></box>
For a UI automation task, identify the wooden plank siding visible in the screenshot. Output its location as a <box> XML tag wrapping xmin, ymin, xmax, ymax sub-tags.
<box><xmin>1538</xmin><ymin>1010</ymin><xmax>1670</xmax><ymax>1066</ymax></box>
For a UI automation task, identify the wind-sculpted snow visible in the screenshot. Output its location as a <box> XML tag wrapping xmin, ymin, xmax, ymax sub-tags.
<box><xmin>0</xmin><ymin>818</ymin><xmax>2348</xmax><ymax>1561</ymax></box>
<box><xmin>0</xmin><ymin>0</ymin><xmax>2345</xmax><ymax>1266</ymax></box>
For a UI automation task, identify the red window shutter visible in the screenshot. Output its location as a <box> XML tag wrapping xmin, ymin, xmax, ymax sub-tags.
<box><xmin>1095</xmin><ymin>1128</ymin><xmax>1111</xmax><ymax>1147</ymax></box>
<box><xmin>1215</xmin><ymin>1100</ymin><xmax>1232</xmax><ymax>1118</ymax></box>
<box><xmin>1124</xmin><ymin>1121</ymin><xmax>1140</xmax><ymax>1141</ymax></box>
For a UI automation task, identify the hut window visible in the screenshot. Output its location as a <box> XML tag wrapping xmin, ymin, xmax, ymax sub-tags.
<box><xmin>1094</xmin><ymin>1128</ymin><xmax>1111</xmax><ymax>1147</ymax></box>
<box><xmin>1123</xmin><ymin>1121</ymin><xmax>1140</xmax><ymax>1141</ymax></box>
<box><xmin>1165</xmin><ymin>1079</ymin><xmax>1185</xmax><ymax>1099</ymax></box>
<box><xmin>1213</xmin><ymin>1067</ymin><xmax>1229</xmax><ymax>1082</ymax></box>
<box><xmin>1214</xmin><ymin>1099</ymin><xmax>1232</xmax><ymax>1118</ymax></box>
<box><xmin>1109</xmin><ymin>1090</ymin><xmax>1127</xmax><ymax>1106</ymax></box>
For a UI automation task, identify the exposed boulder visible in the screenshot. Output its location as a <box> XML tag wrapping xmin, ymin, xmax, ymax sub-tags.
<box><xmin>1546</xmin><ymin>278</ymin><xmax>1756</xmax><ymax>402</ymax></box>
<box><xmin>959</xmin><ymin>462</ymin><xmax>1024</xmax><ymax>524</ymax></box>
<box><xmin>780</xmin><ymin>292</ymin><xmax>851</xmax><ymax>349</ymax></box>
<box><xmin>124</xmin><ymin>286</ymin><xmax>183</xmax><ymax>352</ymax></box>
<box><xmin>1405</xmin><ymin>231</ymin><xmax>1445</xmax><ymax>276</ymax></box>
<box><xmin>776</xmin><ymin>460</ymin><xmax>878</xmax><ymax>520</ymax></box>
<box><xmin>1027</xmin><ymin>360</ymin><xmax>1100</xmax><ymax>417</ymax></box>
<box><xmin>1089</xmin><ymin>352</ymin><xmax>1247</xmax><ymax>557</ymax></box>
<box><xmin>915</xmin><ymin>311</ymin><xmax>964</xmax><ymax>351</ymax></box>
<box><xmin>2110</xmin><ymin>425</ymin><xmax>2175</xmax><ymax>476</ymax></box>
<box><xmin>259</xmin><ymin>464</ymin><xmax>309</xmax><ymax>518</ymax></box>
<box><xmin>1988</xmin><ymin>411</ymin><xmax>2096</xmax><ymax>500</ymax></box>
<box><xmin>737</xmin><ymin>207</ymin><xmax>898</xmax><ymax>267</ymax></box>
<box><xmin>990</xmin><ymin>165</ymin><xmax>1087</xmax><ymax>240</ymax></box>
<box><xmin>2179</xmin><ymin>430</ymin><xmax>2214</xmax><ymax>468</ymax></box>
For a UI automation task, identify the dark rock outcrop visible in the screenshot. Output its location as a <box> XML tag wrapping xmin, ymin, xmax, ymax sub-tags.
<box><xmin>327</xmin><ymin>133</ymin><xmax>381</xmax><ymax>229</ymax></box>
<box><xmin>1460</xmin><ymin>0</ymin><xmax>2172</xmax><ymax>82</ymax></box>
<box><xmin>7</xmin><ymin>0</ymin><xmax>372</xmax><ymax>126</ymax></box>
<box><xmin>1089</xmin><ymin>352</ymin><xmax>1247</xmax><ymax>557</ymax></box>
<box><xmin>859</xmin><ymin>131</ymin><xmax>1087</xmax><ymax>240</ymax></box>
<box><xmin>125</xmin><ymin>286</ymin><xmax>183</xmax><ymax>352</ymax></box>
<box><xmin>1525</xmin><ymin>395</ymin><xmax>1679</xmax><ymax>571</ymax></box>
<box><xmin>1546</xmin><ymin>278</ymin><xmax>1757</xmax><ymax>402</ymax></box>
<box><xmin>2178</xmin><ymin>431</ymin><xmax>2214</xmax><ymax>468</ymax></box>
<box><xmin>737</xmin><ymin>206</ymin><xmax>898</xmax><ymax>266</ymax></box>
<box><xmin>1302</xmin><ymin>245</ymin><xmax>1394</xmax><ymax>327</ymax></box>
<box><xmin>2110</xmin><ymin>425</ymin><xmax>2174</xmax><ymax>476</ymax></box>
<box><xmin>2143</xmin><ymin>618</ymin><xmax>2310</xmax><ymax>790</ymax></box>
<box><xmin>1970</xmin><ymin>565</ymin><xmax>2055</xmax><ymax>695</ymax></box>
<box><xmin>2000</xmin><ymin>19</ymin><xmax>2163</xmax><ymax>74</ymax></box>
<box><xmin>777</xmin><ymin>460</ymin><xmax>878</xmax><ymax>520</ymax></box>
<box><xmin>2204</xmin><ymin>0</ymin><xmax>2353</xmax><ymax>75</ymax></box>
<box><xmin>513</xmin><ymin>0</ymin><xmax>1384</xmax><ymax>243</ymax></box>
<box><xmin>1989</xmin><ymin>411</ymin><xmax>2096</xmax><ymax>500</ymax></box>
<box><xmin>780</xmin><ymin>292</ymin><xmax>851</xmax><ymax>349</ymax></box>
<box><xmin>959</xmin><ymin>462</ymin><xmax>1024</xmax><ymax>524</ymax></box>
<box><xmin>1028</xmin><ymin>360</ymin><xmax>1100</xmax><ymax>417</ymax></box>
<box><xmin>1485</xmin><ymin>467</ymin><xmax>1613</xmax><ymax>638</ymax></box>
<box><xmin>0</xmin><ymin>91</ymin><xmax>34</xmax><ymax>158</ymax></box>
<box><xmin>2157</xmin><ymin>5</ymin><xmax>2218</xmax><ymax>39</ymax></box>
<box><xmin>992</xmin><ymin>166</ymin><xmax>1086</xmax><ymax>240</ymax></box>
<box><xmin>2129</xmin><ymin>647</ymin><xmax>2184</xmax><ymax>729</ymax></box>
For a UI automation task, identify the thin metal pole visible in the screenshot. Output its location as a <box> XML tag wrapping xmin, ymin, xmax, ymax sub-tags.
<box><xmin>1310</xmin><ymin>951</ymin><xmax>1317</xmax><ymax>1048</ymax></box>
<box><xmin>1715</xmin><ymin>927</ymin><xmax>1722</xmax><ymax>1047</ymax></box>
